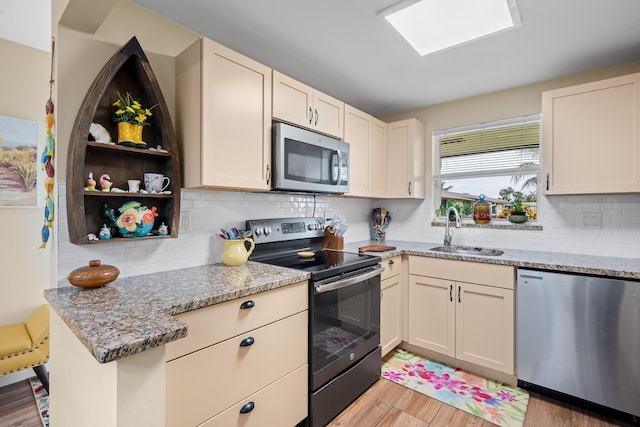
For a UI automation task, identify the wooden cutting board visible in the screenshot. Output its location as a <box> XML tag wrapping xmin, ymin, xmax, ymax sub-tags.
<box><xmin>358</xmin><ymin>245</ymin><xmax>396</xmax><ymax>252</ymax></box>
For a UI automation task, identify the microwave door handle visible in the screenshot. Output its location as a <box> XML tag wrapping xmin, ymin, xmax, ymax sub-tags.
<box><xmin>337</xmin><ymin>150</ymin><xmax>343</xmax><ymax>187</ymax></box>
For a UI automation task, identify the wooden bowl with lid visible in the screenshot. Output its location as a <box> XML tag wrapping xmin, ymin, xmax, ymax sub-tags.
<box><xmin>67</xmin><ymin>260</ymin><xmax>120</xmax><ymax>288</ymax></box>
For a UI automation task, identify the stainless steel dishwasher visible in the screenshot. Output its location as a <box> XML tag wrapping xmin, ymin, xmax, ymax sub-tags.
<box><xmin>517</xmin><ymin>269</ymin><xmax>640</xmax><ymax>419</ymax></box>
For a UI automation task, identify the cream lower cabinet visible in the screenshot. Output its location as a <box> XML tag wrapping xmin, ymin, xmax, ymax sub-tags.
<box><xmin>380</xmin><ymin>256</ymin><xmax>403</xmax><ymax>356</ymax></box>
<box><xmin>176</xmin><ymin>37</ymin><xmax>272</xmax><ymax>191</ymax></box>
<box><xmin>408</xmin><ymin>257</ymin><xmax>514</xmax><ymax>374</ymax></box>
<box><xmin>542</xmin><ymin>72</ymin><xmax>640</xmax><ymax>195</ymax></box>
<box><xmin>165</xmin><ymin>282</ymin><xmax>308</xmax><ymax>427</ymax></box>
<box><xmin>272</xmin><ymin>70</ymin><xmax>344</xmax><ymax>138</ymax></box>
<box><xmin>386</xmin><ymin>119</ymin><xmax>426</xmax><ymax>199</ymax></box>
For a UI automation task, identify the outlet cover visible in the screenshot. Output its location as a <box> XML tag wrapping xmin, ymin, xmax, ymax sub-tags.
<box><xmin>580</xmin><ymin>211</ymin><xmax>602</xmax><ymax>230</ymax></box>
<box><xmin>180</xmin><ymin>210</ymin><xmax>191</xmax><ymax>232</ymax></box>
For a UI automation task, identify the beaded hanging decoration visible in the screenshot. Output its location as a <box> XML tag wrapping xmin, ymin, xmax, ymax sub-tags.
<box><xmin>39</xmin><ymin>37</ymin><xmax>55</xmax><ymax>249</ymax></box>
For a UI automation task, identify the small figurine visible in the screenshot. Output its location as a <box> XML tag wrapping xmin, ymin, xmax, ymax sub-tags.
<box><xmin>89</xmin><ymin>123</ymin><xmax>112</xmax><ymax>144</ymax></box>
<box><xmin>86</xmin><ymin>172</ymin><xmax>96</xmax><ymax>191</ymax></box>
<box><xmin>100</xmin><ymin>174</ymin><xmax>113</xmax><ymax>192</ymax></box>
<box><xmin>87</xmin><ymin>233</ymin><xmax>99</xmax><ymax>241</ymax></box>
<box><xmin>158</xmin><ymin>222</ymin><xmax>168</xmax><ymax>236</ymax></box>
<box><xmin>99</xmin><ymin>223</ymin><xmax>111</xmax><ymax>240</ymax></box>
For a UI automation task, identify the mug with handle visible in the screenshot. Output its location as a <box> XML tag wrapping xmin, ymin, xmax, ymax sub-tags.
<box><xmin>144</xmin><ymin>173</ymin><xmax>171</xmax><ymax>193</ymax></box>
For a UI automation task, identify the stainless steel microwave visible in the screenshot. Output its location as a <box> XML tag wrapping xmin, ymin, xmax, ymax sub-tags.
<box><xmin>272</xmin><ymin>122</ymin><xmax>349</xmax><ymax>194</ymax></box>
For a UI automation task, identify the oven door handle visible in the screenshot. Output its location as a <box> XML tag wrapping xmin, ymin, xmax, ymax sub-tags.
<box><xmin>314</xmin><ymin>265</ymin><xmax>383</xmax><ymax>294</ymax></box>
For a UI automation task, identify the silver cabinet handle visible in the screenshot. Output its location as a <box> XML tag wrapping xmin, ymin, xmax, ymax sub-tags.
<box><xmin>265</xmin><ymin>164</ymin><xmax>271</xmax><ymax>185</ymax></box>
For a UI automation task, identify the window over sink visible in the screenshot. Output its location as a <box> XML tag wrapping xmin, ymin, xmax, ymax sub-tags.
<box><xmin>433</xmin><ymin>115</ymin><xmax>540</xmax><ymax>222</ymax></box>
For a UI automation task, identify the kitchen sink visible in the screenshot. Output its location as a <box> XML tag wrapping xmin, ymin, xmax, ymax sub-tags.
<box><xmin>429</xmin><ymin>245</ymin><xmax>504</xmax><ymax>257</ymax></box>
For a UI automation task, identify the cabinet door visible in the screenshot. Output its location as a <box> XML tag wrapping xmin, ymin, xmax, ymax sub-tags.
<box><xmin>200</xmin><ymin>39</ymin><xmax>272</xmax><ymax>190</ymax></box>
<box><xmin>408</xmin><ymin>275</ymin><xmax>455</xmax><ymax>357</ymax></box>
<box><xmin>313</xmin><ymin>89</ymin><xmax>344</xmax><ymax>138</ymax></box>
<box><xmin>371</xmin><ymin>118</ymin><xmax>387</xmax><ymax>198</ymax></box>
<box><xmin>381</xmin><ymin>275</ymin><xmax>402</xmax><ymax>356</ymax></box>
<box><xmin>344</xmin><ymin>105</ymin><xmax>372</xmax><ymax>197</ymax></box>
<box><xmin>201</xmin><ymin>365</ymin><xmax>307</xmax><ymax>427</ymax></box>
<box><xmin>456</xmin><ymin>283</ymin><xmax>514</xmax><ymax>374</ymax></box>
<box><xmin>272</xmin><ymin>70</ymin><xmax>313</xmax><ymax>128</ymax></box>
<box><xmin>166</xmin><ymin>311</ymin><xmax>307</xmax><ymax>427</ymax></box>
<box><xmin>386</xmin><ymin>118</ymin><xmax>426</xmax><ymax>198</ymax></box>
<box><xmin>542</xmin><ymin>73</ymin><xmax>640</xmax><ymax>194</ymax></box>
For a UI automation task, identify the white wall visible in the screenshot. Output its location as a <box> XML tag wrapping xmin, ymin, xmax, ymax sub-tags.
<box><xmin>0</xmin><ymin>39</ymin><xmax>53</xmax><ymax>324</ymax></box>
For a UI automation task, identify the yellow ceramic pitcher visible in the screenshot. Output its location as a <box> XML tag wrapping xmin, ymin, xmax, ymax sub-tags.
<box><xmin>221</xmin><ymin>238</ymin><xmax>255</xmax><ymax>266</ymax></box>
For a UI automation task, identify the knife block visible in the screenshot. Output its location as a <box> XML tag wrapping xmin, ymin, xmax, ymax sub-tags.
<box><xmin>322</xmin><ymin>231</ymin><xmax>344</xmax><ymax>250</ymax></box>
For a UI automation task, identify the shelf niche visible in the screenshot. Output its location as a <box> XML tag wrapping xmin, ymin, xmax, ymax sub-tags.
<box><xmin>66</xmin><ymin>36</ymin><xmax>181</xmax><ymax>244</ymax></box>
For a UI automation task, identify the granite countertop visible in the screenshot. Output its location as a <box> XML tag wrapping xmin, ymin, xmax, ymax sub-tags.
<box><xmin>347</xmin><ymin>240</ymin><xmax>640</xmax><ymax>280</ymax></box>
<box><xmin>44</xmin><ymin>262</ymin><xmax>309</xmax><ymax>364</ymax></box>
<box><xmin>47</xmin><ymin>240</ymin><xmax>640</xmax><ymax>365</ymax></box>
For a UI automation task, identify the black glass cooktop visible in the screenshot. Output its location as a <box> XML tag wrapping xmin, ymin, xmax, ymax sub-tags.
<box><xmin>258</xmin><ymin>249</ymin><xmax>380</xmax><ymax>281</ymax></box>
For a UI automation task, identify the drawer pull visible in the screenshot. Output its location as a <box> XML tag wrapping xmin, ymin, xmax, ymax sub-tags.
<box><xmin>240</xmin><ymin>401</ymin><xmax>255</xmax><ymax>414</ymax></box>
<box><xmin>240</xmin><ymin>337</ymin><xmax>255</xmax><ymax>347</ymax></box>
<box><xmin>388</xmin><ymin>259</ymin><xmax>395</xmax><ymax>265</ymax></box>
<box><xmin>240</xmin><ymin>300</ymin><xmax>255</xmax><ymax>309</ymax></box>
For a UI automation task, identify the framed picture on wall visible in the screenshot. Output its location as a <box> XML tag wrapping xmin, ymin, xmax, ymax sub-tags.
<box><xmin>0</xmin><ymin>115</ymin><xmax>39</xmax><ymax>207</ymax></box>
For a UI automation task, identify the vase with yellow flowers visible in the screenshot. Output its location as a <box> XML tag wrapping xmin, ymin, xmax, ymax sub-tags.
<box><xmin>112</xmin><ymin>92</ymin><xmax>156</xmax><ymax>148</ymax></box>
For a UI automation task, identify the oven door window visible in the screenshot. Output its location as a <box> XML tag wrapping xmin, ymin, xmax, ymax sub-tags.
<box><xmin>312</xmin><ymin>277</ymin><xmax>380</xmax><ymax>373</ymax></box>
<box><xmin>284</xmin><ymin>138</ymin><xmax>335</xmax><ymax>185</ymax></box>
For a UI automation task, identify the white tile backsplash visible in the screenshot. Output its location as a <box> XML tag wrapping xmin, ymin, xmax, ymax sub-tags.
<box><xmin>56</xmin><ymin>185</ymin><xmax>640</xmax><ymax>283</ymax></box>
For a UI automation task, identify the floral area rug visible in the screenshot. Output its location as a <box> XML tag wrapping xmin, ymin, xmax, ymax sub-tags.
<box><xmin>29</xmin><ymin>376</ymin><xmax>49</xmax><ymax>427</ymax></box>
<box><xmin>382</xmin><ymin>349</ymin><xmax>529</xmax><ymax>427</ymax></box>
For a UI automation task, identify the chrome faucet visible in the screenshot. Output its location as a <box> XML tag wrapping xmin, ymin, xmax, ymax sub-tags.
<box><xmin>444</xmin><ymin>206</ymin><xmax>461</xmax><ymax>247</ymax></box>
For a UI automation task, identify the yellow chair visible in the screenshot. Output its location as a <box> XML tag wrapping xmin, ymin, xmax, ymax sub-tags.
<box><xmin>0</xmin><ymin>304</ymin><xmax>49</xmax><ymax>392</ymax></box>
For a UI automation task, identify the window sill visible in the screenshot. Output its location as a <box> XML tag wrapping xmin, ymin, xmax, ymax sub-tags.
<box><xmin>431</xmin><ymin>219</ymin><xmax>542</xmax><ymax>231</ymax></box>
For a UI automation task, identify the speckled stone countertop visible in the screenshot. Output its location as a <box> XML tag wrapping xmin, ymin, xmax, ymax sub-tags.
<box><xmin>44</xmin><ymin>262</ymin><xmax>309</xmax><ymax>364</ymax></box>
<box><xmin>347</xmin><ymin>240</ymin><xmax>640</xmax><ymax>280</ymax></box>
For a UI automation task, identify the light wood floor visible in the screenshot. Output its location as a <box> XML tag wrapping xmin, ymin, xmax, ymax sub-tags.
<box><xmin>0</xmin><ymin>380</ymin><xmax>42</xmax><ymax>427</ymax></box>
<box><xmin>329</xmin><ymin>378</ymin><xmax>635</xmax><ymax>427</ymax></box>
<box><xmin>0</xmin><ymin>377</ymin><xmax>635</xmax><ymax>426</ymax></box>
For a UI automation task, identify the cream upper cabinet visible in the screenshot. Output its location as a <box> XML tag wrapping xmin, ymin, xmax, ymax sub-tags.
<box><xmin>380</xmin><ymin>256</ymin><xmax>403</xmax><ymax>356</ymax></box>
<box><xmin>542</xmin><ymin>72</ymin><xmax>640</xmax><ymax>195</ymax></box>
<box><xmin>176</xmin><ymin>37</ymin><xmax>272</xmax><ymax>191</ymax></box>
<box><xmin>372</xmin><ymin>118</ymin><xmax>388</xmax><ymax>198</ymax></box>
<box><xmin>408</xmin><ymin>257</ymin><xmax>515</xmax><ymax>375</ymax></box>
<box><xmin>273</xmin><ymin>70</ymin><xmax>344</xmax><ymax>138</ymax></box>
<box><xmin>386</xmin><ymin>118</ymin><xmax>426</xmax><ymax>198</ymax></box>
<box><xmin>344</xmin><ymin>105</ymin><xmax>373</xmax><ymax>197</ymax></box>
<box><xmin>344</xmin><ymin>105</ymin><xmax>388</xmax><ymax>197</ymax></box>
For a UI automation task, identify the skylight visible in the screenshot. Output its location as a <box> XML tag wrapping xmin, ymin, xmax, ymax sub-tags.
<box><xmin>382</xmin><ymin>0</ymin><xmax>521</xmax><ymax>56</ymax></box>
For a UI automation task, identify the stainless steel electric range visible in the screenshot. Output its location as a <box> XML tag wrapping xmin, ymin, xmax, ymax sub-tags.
<box><xmin>246</xmin><ymin>217</ymin><xmax>383</xmax><ymax>427</ymax></box>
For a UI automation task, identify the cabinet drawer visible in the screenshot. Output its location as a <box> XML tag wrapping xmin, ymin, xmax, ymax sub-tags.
<box><xmin>201</xmin><ymin>364</ymin><xmax>308</xmax><ymax>427</ymax></box>
<box><xmin>166</xmin><ymin>311</ymin><xmax>308</xmax><ymax>427</ymax></box>
<box><xmin>409</xmin><ymin>256</ymin><xmax>514</xmax><ymax>289</ymax></box>
<box><xmin>380</xmin><ymin>256</ymin><xmax>402</xmax><ymax>281</ymax></box>
<box><xmin>166</xmin><ymin>281</ymin><xmax>307</xmax><ymax>360</ymax></box>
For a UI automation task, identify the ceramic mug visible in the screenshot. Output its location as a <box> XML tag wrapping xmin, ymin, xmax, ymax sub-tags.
<box><xmin>144</xmin><ymin>173</ymin><xmax>170</xmax><ymax>193</ymax></box>
<box><xmin>127</xmin><ymin>179</ymin><xmax>140</xmax><ymax>193</ymax></box>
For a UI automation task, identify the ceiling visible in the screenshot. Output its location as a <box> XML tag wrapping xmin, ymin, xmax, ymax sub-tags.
<box><xmin>131</xmin><ymin>0</ymin><xmax>640</xmax><ymax>117</ymax></box>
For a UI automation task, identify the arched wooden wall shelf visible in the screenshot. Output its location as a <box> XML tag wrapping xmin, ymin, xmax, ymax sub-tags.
<box><xmin>66</xmin><ymin>36</ymin><xmax>181</xmax><ymax>244</ymax></box>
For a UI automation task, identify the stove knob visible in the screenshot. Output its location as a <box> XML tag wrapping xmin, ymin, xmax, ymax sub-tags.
<box><xmin>254</xmin><ymin>227</ymin><xmax>263</xmax><ymax>236</ymax></box>
<box><xmin>307</xmin><ymin>224</ymin><xmax>314</xmax><ymax>231</ymax></box>
<box><xmin>264</xmin><ymin>226</ymin><xmax>271</xmax><ymax>236</ymax></box>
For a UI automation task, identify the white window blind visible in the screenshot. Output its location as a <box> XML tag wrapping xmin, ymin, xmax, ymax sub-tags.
<box><xmin>434</xmin><ymin>115</ymin><xmax>541</xmax><ymax>180</ymax></box>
